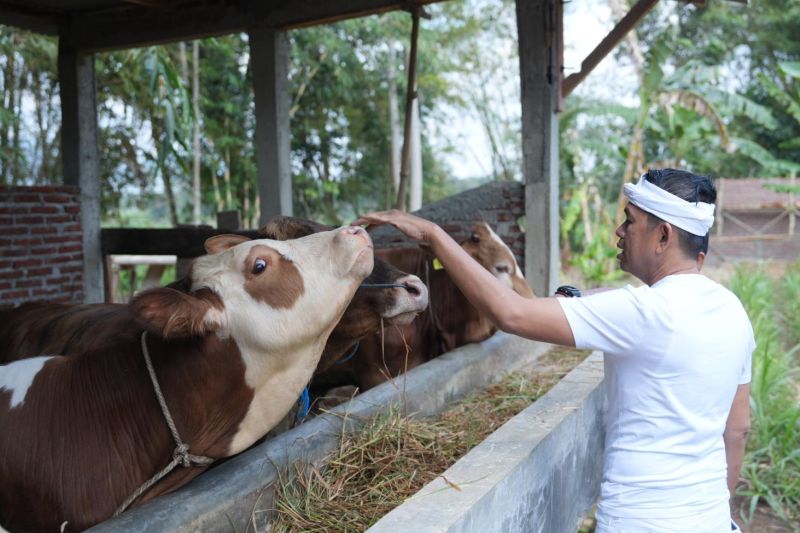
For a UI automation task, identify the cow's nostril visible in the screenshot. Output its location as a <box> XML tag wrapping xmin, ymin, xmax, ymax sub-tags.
<box><xmin>341</xmin><ymin>225</ymin><xmax>367</xmax><ymax>237</ymax></box>
<box><xmin>398</xmin><ymin>277</ymin><xmax>428</xmax><ymax>303</ymax></box>
<box><xmin>404</xmin><ymin>283</ymin><xmax>421</xmax><ymax>296</ymax></box>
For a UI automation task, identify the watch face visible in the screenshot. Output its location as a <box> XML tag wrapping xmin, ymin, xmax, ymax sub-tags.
<box><xmin>556</xmin><ymin>285</ymin><xmax>581</xmax><ymax>297</ymax></box>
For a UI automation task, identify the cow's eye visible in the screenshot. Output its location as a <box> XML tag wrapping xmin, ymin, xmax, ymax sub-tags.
<box><xmin>470</xmin><ymin>233</ymin><xmax>480</xmax><ymax>242</ymax></box>
<box><xmin>253</xmin><ymin>258</ymin><xmax>268</xmax><ymax>275</ymax></box>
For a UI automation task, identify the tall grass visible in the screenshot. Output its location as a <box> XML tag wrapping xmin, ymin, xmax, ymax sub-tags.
<box><xmin>778</xmin><ymin>260</ymin><xmax>800</xmax><ymax>349</ymax></box>
<box><xmin>728</xmin><ymin>263</ymin><xmax>800</xmax><ymax>524</ymax></box>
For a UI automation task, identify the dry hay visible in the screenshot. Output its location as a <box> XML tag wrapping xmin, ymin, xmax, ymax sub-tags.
<box><xmin>269</xmin><ymin>347</ymin><xmax>589</xmax><ymax>533</ymax></box>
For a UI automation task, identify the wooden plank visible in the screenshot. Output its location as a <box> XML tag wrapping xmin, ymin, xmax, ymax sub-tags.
<box><xmin>101</xmin><ymin>228</ymin><xmax>260</xmax><ymax>257</ymax></box>
<box><xmin>65</xmin><ymin>0</ymin><xmax>444</xmax><ymax>53</ymax></box>
<box><xmin>517</xmin><ymin>0</ymin><xmax>560</xmax><ymax>297</ymax></box>
<box><xmin>712</xmin><ymin>234</ymin><xmax>796</xmax><ymax>243</ymax></box>
<box><xmin>68</xmin><ymin>2</ymin><xmax>245</xmax><ymax>52</ymax></box>
<box><xmin>0</xmin><ymin>3</ymin><xmax>61</xmax><ymax>35</ymax></box>
<box><xmin>110</xmin><ymin>255</ymin><xmax>178</xmax><ymax>265</ymax></box>
<box><xmin>562</xmin><ymin>0</ymin><xmax>659</xmax><ymax>97</ymax></box>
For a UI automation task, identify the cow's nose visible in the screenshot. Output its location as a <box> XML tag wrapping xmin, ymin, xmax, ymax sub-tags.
<box><xmin>338</xmin><ymin>225</ymin><xmax>371</xmax><ymax>245</ymax></box>
<box><xmin>345</xmin><ymin>225</ymin><xmax>367</xmax><ymax>237</ymax></box>
<box><xmin>397</xmin><ymin>275</ymin><xmax>429</xmax><ymax>306</ymax></box>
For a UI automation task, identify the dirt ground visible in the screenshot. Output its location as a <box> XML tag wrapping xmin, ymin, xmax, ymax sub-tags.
<box><xmin>732</xmin><ymin>495</ymin><xmax>799</xmax><ymax>533</ymax></box>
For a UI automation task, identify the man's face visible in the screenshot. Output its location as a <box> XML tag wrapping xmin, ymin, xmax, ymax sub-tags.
<box><xmin>615</xmin><ymin>203</ymin><xmax>660</xmax><ymax>279</ymax></box>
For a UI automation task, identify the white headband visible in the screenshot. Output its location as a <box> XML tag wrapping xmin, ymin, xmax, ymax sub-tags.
<box><xmin>623</xmin><ymin>176</ymin><xmax>715</xmax><ymax>236</ymax></box>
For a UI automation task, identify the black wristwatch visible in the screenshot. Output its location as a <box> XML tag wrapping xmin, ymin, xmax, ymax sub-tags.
<box><xmin>555</xmin><ymin>285</ymin><xmax>581</xmax><ymax>298</ymax></box>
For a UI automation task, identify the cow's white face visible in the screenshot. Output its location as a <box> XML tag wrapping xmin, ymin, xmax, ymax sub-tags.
<box><xmin>192</xmin><ymin>227</ymin><xmax>374</xmax><ymax>355</ymax></box>
<box><xmin>184</xmin><ymin>227</ymin><xmax>374</xmax><ymax>453</ymax></box>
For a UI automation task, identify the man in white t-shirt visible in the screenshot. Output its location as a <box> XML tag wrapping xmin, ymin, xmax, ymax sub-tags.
<box><xmin>354</xmin><ymin>168</ymin><xmax>754</xmax><ymax>532</ymax></box>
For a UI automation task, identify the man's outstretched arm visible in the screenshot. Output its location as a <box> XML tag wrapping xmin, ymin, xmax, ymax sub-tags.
<box><xmin>352</xmin><ymin>210</ymin><xmax>575</xmax><ymax>347</ymax></box>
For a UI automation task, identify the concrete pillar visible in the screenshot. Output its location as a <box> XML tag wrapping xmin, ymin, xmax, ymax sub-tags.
<box><xmin>58</xmin><ymin>39</ymin><xmax>103</xmax><ymax>303</ymax></box>
<box><xmin>249</xmin><ymin>24</ymin><xmax>292</xmax><ymax>225</ymax></box>
<box><xmin>516</xmin><ymin>0</ymin><xmax>561</xmax><ymax>297</ymax></box>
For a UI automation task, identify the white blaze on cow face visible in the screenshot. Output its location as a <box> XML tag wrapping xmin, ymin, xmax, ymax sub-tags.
<box><xmin>192</xmin><ymin>227</ymin><xmax>374</xmax><ymax>453</ymax></box>
<box><xmin>463</xmin><ymin>222</ymin><xmax>535</xmax><ymax>298</ymax></box>
<box><xmin>0</xmin><ymin>356</ymin><xmax>54</xmax><ymax>409</ymax></box>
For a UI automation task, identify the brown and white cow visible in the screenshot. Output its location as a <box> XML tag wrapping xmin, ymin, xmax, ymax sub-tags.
<box><xmin>312</xmin><ymin>221</ymin><xmax>535</xmax><ymax>392</ymax></box>
<box><xmin>0</xmin><ymin>220</ymin><xmax>428</xmax><ymax>376</ymax></box>
<box><xmin>258</xmin><ymin>216</ymin><xmax>429</xmax><ymax>374</ymax></box>
<box><xmin>0</xmin><ymin>227</ymin><xmax>372</xmax><ymax>532</ymax></box>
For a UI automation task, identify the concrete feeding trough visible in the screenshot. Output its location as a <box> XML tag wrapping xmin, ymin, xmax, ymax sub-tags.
<box><xmin>368</xmin><ymin>352</ymin><xmax>605</xmax><ymax>533</ymax></box>
<box><xmin>88</xmin><ymin>335</ymin><xmax>605</xmax><ymax>532</ymax></box>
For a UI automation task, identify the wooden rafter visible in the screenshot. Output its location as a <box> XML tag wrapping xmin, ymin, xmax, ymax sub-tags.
<box><xmin>562</xmin><ymin>0</ymin><xmax>659</xmax><ymax>97</ymax></box>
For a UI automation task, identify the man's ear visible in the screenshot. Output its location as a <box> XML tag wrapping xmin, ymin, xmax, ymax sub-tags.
<box><xmin>659</xmin><ymin>222</ymin><xmax>675</xmax><ymax>244</ymax></box>
<box><xmin>131</xmin><ymin>287</ymin><xmax>224</xmax><ymax>338</ymax></box>
<box><xmin>205</xmin><ymin>234</ymin><xmax>250</xmax><ymax>254</ymax></box>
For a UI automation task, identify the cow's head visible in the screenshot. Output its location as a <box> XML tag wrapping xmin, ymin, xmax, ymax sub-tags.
<box><xmin>132</xmin><ymin>227</ymin><xmax>374</xmax><ymax>354</ymax></box>
<box><xmin>260</xmin><ymin>216</ymin><xmax>429</xmax><ymax>326</ymax></box>
<box><xmin>461</xmin><ymin>222</ymin><xmax>534</xmax><ymax>297</ymax></box>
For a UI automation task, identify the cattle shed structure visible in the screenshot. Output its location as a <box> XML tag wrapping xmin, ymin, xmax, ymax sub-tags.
<box><xmin>0</xmin><ymin>2</ymin><xmax>673</xmax><ymax>531</ymax></box>
<box><xmin>708</xmin><ymin>176</ymin><xmax>800</xmax><ymax>264</ymax></box>
<box><xmin>0</xmin><ymin>0</ymin><xmax>667</xmax><ymax>306</ymax></box>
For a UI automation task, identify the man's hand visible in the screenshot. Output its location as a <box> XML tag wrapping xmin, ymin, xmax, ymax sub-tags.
<box><xmin>351</xmin><ymin>210</ymin><xmax>439</xmax><ymax>246</ymax></box>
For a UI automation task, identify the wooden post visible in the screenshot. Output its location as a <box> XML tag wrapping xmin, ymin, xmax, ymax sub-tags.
<box><xmin>516</xmin><ymin>0</ymin><xmax>561</xmax><ymax>297</ymax></box>
<box><xmin>562</xmin><ymin>0</ymin><xmax>659</xmax><ymax>97</ymax></box>
<box><xmin>249</xmin><ymin>23</ymin><xmax>292</xmax><ymax>225</ymax></box>
<box><xmin>58</xmin><ymin>38</ymin><xmax>104</xmax><ymax>303</ymax></box>
<box><xmin>394</xmin><ymin>6</ymin><xmax>422</xmax><ymax>211</ymax></box>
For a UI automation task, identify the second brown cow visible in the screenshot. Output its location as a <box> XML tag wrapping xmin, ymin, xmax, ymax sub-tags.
<box><xmin>313</xmin><ymin>220</ymin><xmax>535</xmax><ymax>393</ymax></box>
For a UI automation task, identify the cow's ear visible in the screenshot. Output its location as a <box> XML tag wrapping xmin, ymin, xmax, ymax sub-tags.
<box><xmin>131</xmin><ymin>288</ymin><xmax>224</xmax><ymax>338</ymax></box>
<box><xmin>205</xmin><ymin>234</ymin><xmax>250</xmax><ymax>254</ymax></box>
<box><xmin>259</xmin><ymin>216</ymin><xmax>328</xmax><ymax>240</ymax></box>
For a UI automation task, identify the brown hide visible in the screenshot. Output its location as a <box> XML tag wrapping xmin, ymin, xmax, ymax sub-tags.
<box><xmin>0</xmin><ymin>302</ymin><xmax>137</xmax><ymax>363</ymax></box>
<box><xmin>312</xmin><ymin>223</ymin><xmax>533</xmax><ymax>392</ymax></box>
<box><xmin>0</xmin><ymin>230</ymin><xmax>361</xmax><ymax>532</ymax></box>
<box><xmin>0</xmin><ymin>315</ymin><xmax>253</xmax><ymax>532</ymax></box>
<box><xmin>0</xmin><ymin>218</ymin><xmax>425</xmax><ymax>374</ymax></box>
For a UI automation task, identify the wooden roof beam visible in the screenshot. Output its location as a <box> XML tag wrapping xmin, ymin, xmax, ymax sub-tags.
<box><xmin>562</xmin><ymin>0</ymin><xmax>659</xmax><ymax>97</ymax></box>
<box><xmin>0</xmin><ymin>2</ymin><xmax>62</xmax><ymax>35</ymax></box>
<box><xmin>65</xmin><ymin>0</ymin><xmax>442</xmax><ymax>53</ymax></box>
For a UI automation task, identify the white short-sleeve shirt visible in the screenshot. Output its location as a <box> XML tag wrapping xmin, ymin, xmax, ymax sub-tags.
<box><xmin>558</xmin><ymin>274</ymin><xmax>754</xmax><ymax>519</ymax></box>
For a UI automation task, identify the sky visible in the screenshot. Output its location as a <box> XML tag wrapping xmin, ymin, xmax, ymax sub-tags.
<box><xmin>440</xmin><ymin>0</ymin><xmax>638</xmax><ymax>180</ymax></box>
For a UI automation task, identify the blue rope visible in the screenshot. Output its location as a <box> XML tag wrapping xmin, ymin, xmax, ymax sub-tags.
<box><xmin>296</xmin><ymin>386</ymin><xmax>311</xmax><ymax>423</ymax></box>
<box><xmin>336</xmin><ymin>338</ymin><xmax>361</xmax><ymax>365</ymax></box>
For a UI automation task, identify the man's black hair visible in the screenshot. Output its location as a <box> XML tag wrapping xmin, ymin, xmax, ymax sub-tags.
<box><xmin>643</xmin><ymin>168</ymin><xmax>717</xmax><ymax>258</ymax></box>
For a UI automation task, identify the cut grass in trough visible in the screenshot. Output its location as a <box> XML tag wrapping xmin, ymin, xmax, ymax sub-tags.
<box><xmin>269</xmin><ymin>347</ymin><xmax>589</xmax><ymax>532</ymax></box>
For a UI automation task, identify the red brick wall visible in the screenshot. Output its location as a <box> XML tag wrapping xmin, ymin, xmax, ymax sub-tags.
<box><xmin>0</xmin><ymin>186</ymin><xmax>83</xmax><ymax>308</ymax></box>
